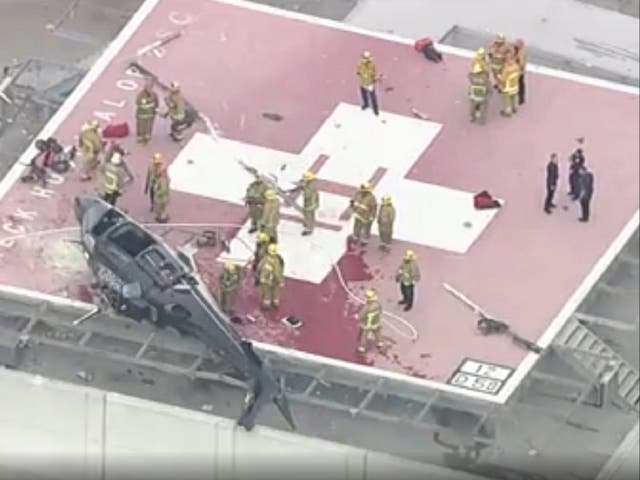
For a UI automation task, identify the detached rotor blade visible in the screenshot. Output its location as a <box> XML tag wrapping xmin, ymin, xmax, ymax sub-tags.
<box><xmin>442</xmin><ymin>283</ymin><xmax>486</xmax><ymax>316</ymax></box>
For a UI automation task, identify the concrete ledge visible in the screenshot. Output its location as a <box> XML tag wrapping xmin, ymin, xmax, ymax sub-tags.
<box><xmin>0</xmin><ymin>367</ymin><xmax>492</xmax><ymax>480</ymax></box>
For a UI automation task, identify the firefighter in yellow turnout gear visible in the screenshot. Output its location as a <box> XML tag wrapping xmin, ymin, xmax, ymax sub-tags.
<box><xmin>357</xmin><ymin>289</ymin><xmax>384</xmax><ymax>353</ymax></box>
<box><xmin>396</xmin><ymin>250</ymin><xmax>421</xmax><ymax>312</ymax></box>
<box><xmin>260</xmin><ymin>189</ymin><xmax>280</xmax><ymax>243</ymax></box>
<box><xmin>257</xmin><ymin>243</ymin><xmax>285</xmax><ymax>310</ymax></box>
<box><xmin>144</xmin><ymin>153</ymin><xmax>164</xmax><ymax>212</ymax></box>
<box><xmin>356</xmin><ymin>50</ymin><xmax>380</xmax><ymax>116</ymax></box>
<box><xmin>245</xmin><ymin>175</ymin><xmax>268</xmax><ymax>234</ymax></box>
<box><xmin>100</xmin><ymin>143</ymin><xmax>133</xmax><ymax>206</ymax></box>
<box><xmin>135</xmin><ymin>77</ymin><xmax>159</xmax><ymax>144</ymax></box>
<box><xmin>252</xmin><ymin>232</ymin><xmax>270</xmax><ymax>286</ymax></box>
<box><xmin>152</xmin><ymin>163</ymin><xmax>170</xmax><ymax>223</ymax></box>
<box><xmin>350</xmin><ymin>182</ymin><xmax>377</xmax><ymax>246</ymax></box>
<box><xmin>471</xmin><ymin>48</ymin><xmax>488</xmax><ymax>73</ymax></box>
<box><xmin>377</xmin><ymin>195</ymin><xmax>395</xmax><ymax>251</ymax></box>
<box><xmin>488</xmin><ymin>34</ymin><xmax>510</xmax><ymax>89</ymax></box>
<box><xmin>468</xmin><ymin>63</ymin><xmax>491</xmax><ymax>124</ymax></box>
<box><xmin>499</xmin><ymin>52</ymin><xmax>521</xmax><ymax>117</ymax></box>
<box><xmin>219</xmin><ymin>262</ymin><xmax>241</xmax><ymax>315</ymax></box>
<box><xmin>301</xmin><ymin>171</ymin><xmax>319</xmax><ymax>235</ymax></box>
<box><xmin>163</xmin><ymin>81</ymin><xmax>186</xmax><ymax>142</ymax></box>
<box><xmin>78</xmin><ymin>120</ymin><xmax>103</xmax><ymax>181</ymax></box>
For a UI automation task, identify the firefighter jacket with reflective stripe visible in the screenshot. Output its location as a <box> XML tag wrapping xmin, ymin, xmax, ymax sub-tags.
<box><xmin>359</xmin><ymin>301</ymin><xmax>382</xmax><ymax>330</ymax></box>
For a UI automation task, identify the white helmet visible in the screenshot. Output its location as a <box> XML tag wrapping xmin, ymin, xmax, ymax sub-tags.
<box><xmin>111</xmin><ymin>153</ymin><xmax>122</xmax><ymax>165</ymax></box>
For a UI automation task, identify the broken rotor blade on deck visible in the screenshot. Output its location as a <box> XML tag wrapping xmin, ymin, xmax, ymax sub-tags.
<box><xmin>442</xmin><ymin>283</ymin><xmax>488</xmax><ymax>317</ymax></box>
<box><xmin>236</xmin><ymin>160</ymin><xmax>305</xmax><ymax>215</ymax></box>
<box><xmin>136</xmin><ymin>30</ymin><xmax>183</xmax><ymax>57</ymax></box>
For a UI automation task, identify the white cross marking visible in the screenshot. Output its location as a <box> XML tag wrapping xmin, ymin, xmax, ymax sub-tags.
<box><xmin>168</xmin><ymin>103</ymin><xmax>501</xmax><ymax>284</ymax></box>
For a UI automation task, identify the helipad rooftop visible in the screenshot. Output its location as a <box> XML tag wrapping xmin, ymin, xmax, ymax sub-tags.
<box><xmin>0</xmin><ymin>0</ymin><xmax>637</xmax><ymax>407</ymax></box>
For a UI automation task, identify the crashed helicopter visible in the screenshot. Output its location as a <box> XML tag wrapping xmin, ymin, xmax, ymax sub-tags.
<box><xmin>73</xmin><ymin>194</ymin><xmax>295</xmax><ymax>431</ymax></box>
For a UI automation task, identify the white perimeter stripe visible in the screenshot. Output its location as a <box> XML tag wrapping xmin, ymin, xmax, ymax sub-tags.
<box><xmin>0</xmin><ymin>283</ymin><xmax>501</xmax><ymax>403</ymax></box>
<box><xmin>497</xmin><ymin>210</ymin><xmax>640</xmax><ymax>402</ymax></box>
<box><xmin>213</xmin><ymin>0</ymin><xmax>639</xmax><ymax>96</ymax></box>
<box><xmin>0</xmin><ymin>0</ymin><xmax>161</xmax><ymax>203</ymax></box>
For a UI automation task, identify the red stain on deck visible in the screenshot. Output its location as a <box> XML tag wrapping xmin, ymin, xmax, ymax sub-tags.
<box><xmin>0</xmin><ymin>0</ymin><xmax>637</xmax><ymax>385</ymax></box>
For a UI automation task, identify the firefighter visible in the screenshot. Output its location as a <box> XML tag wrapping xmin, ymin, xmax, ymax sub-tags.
<box><xmin>144</xmin><ymin>153</ymin><xmax>164</xmax><ymax>212</ymax></box>
<box><xmin>257</xmin><ymin>243</ymin><xmax>285</xmax><ymax>310</ymax></box>
<box><xmin>78</xmin><ymin>120</ymin><xmax>103</xmax><ymax>181</ymax></box>
<box><xmin>488</xmin><ymin>33</ymin><xmax>510</xmax><ymax>88</ymax></box>
<box><xmin>468</xmin><ymin>63</ymin><xmax>491</xmax><ymax>124</ymax></box>
<box><xmin>513</xmin><ymin>39</ymin><xmax>527</xmax><ymax>105</ymax></box>
<box><xmin>377</xmin><ymin>195</ymin><xmax>395</xmax><ymax>251</ymax></box>
<box><xmin>152</xmin><ymin>163</ymin><xmax>170</xmax><ymax>223</ymax></box>
<box><xmin>357</xmin><ymin>289</ymin><xmax>384</xmax><ymax>353</ymax></box>
<box><xmin>471</xmin><ymin>47</ymin><xmax>488</xmax><ymax>72</ymax></box>
<box><xmin>135</xmin><ymin>77</ymin><xmax>159</xmax><ymax>144</ymax></box>
<box><xmin>163</xmin><ymin>81</ymin><xmax>187</xmax><ymax>142</ymax></box>
<box><xmin>301</xmin><ymin>171</ymin><xmax>319</xmax><ymax>236</ymax></box>
<box><xmin>252</xmin><ymin>232</ymin><xmax>270</xmax><ymax>286</ymax></box>
<box><xmin>245</xmin><ymin>174</ymin><xmax>267</xmax><ymax>234</ymax></box>
<box><xmin>499</xmin><ymin>52</ymin><xmax>521</xmax><ymax>117</ymax></box>
<box><xmin>396</xmin><ymin>250</ymin><xmax>421</xmax><ymax>312</ymax></box>
<box><xmin>260</xmin><ymin>189</ymin><xmax>280</xmax><ymax>244</ymax></box>
<box><xmin>100</xmin><ymin>146</ymin><xmax>133</xmax><ymax>206</ymax></box>
<box><xmin>219</xmin><ymin>261</ymin><xmax>241</xmax><ymax>315</ymax></box>
<box><xmin>103</xmin><ymin>141</ymin><xmax>134</xmax><ymax>179</ymax></box>
<box><xmin>356</xmin><ymin>51</ymin><xmax>380</xmax><ymax>116</ymax></box>
<box><xmin>350</xmin><ymin>182</ymin><xmax>377</xmax><ymax>246</ymax></box>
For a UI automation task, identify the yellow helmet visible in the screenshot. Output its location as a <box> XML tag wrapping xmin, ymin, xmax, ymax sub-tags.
<box><xmin>89</xmin><ymin>120</ymin><xmax>99</xmax><ymax>130</ymax></box>
<box><xmin>475</xmin><ymin>47</ymin><xmax>485</xmax><ymax>57</ymax></box>
<box><xmin>382</xmin><ymin>195</ymin><xmax>392</xmax><ymax>204</ymax></box>
<box><xmin>257</xmin><ymin>232</ymin><xmax>269</xmax><ymax>242</ymax></box>
<box><xmin>302</xmin><ymin>171</ymin><xmax>315</xmax><ymax>181</ymax></box>
<box><xmin>404</xmin><ymin>250</ymin><xmax>416</xmax><ymax>260</ymax></box>
<box><xmin>360</xmin><ymin>182</ymin><xmax>372</xmax><ymax>191</ymax></box>
<box><xmin>267</xmin><ymin>243</ymin><xmax>278</xmax><ymax>255</ymax></box>
<box><xmin>265</xmin><ymin>189</ymin><xmax>277</xmax><ymax>200</ymax></box>
<box><xmin>365</xmin><ymin>289</ymin><xmax>377</xmax><ymax>301</ymax></box>
<box><xmin>472</xmin><ymin>63</ymin><xmax>483</xmax><ymax>74</ymax></box>
<box><xmin>153</xmin><ymin>153</ymin><xmax>163</xmax><ymax>163</ymax></box>
<box><xmin>496</xmin><ymin>33</ymin><xmax>505</xmax><ymax>42</ymax></box>
<box><xmin>225</xmin><ymin>261</ymin><xmax>236</xmax><ymax>271</ymax></box>
<box><xmin>362</xmin><ymin>50</ymin><xmax>372</xmax><ymax>59</ymax></box>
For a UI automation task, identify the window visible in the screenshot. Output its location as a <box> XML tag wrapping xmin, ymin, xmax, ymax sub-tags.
<box><xmin>91</xmin><ymin>209</ymin><xmax>125</xmax><ymax>237</ymax></box>
<box><xmin>108</xmin><ymin>224</ymin><xmax>155</xmax><ymax>258</ymax></box>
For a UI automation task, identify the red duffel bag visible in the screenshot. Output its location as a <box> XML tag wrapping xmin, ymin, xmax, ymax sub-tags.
<box><xmin>102</xmin><ymin>122</ymin><xmax>130</xmax><ymax>138</ymax></box>
<box><xmin>414</xmin><ymin>37</ymin><xmax>433</xmax><ymax>52</ymax></box>
<box><xmin>474</xmin><ymin>190</ymin><xmax>502</xmax><ymax>210</ymax></box>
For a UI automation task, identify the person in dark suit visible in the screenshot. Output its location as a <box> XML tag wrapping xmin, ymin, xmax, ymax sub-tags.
<box><xmin>579</xmin><ymin>168</ymin><xmax>594</xmax><ymax>222</ymax></box>
<box><xmin>568</xmin><ymin>148</ymin><xmax>586</xmax><ymax>200</ymax></box>
<box><xmin>544</xmin><ymin>153</ymin><xmax>559</xmax><ymax>214</ymax></box>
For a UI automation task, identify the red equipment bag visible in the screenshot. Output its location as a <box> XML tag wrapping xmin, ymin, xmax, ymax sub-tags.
<box><xmin>473</xmin><ymin>190</ymin><xmax>502</xmax><ymax>210</ymax></box>
<box><xmin>414</xmin><ymin>37</ymin><xmax>433</xmax><ymax>52</ymax></box>
<box><xmin>102</xmin><ymin>122</ymin><xmax>130</xmax><ymax>139</ymax></box>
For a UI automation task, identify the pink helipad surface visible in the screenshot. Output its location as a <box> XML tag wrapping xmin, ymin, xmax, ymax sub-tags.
<box><xmin>0</xmin><ymin>0</ymin><xmax>638</xmax><ymax>394</ymax></box>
